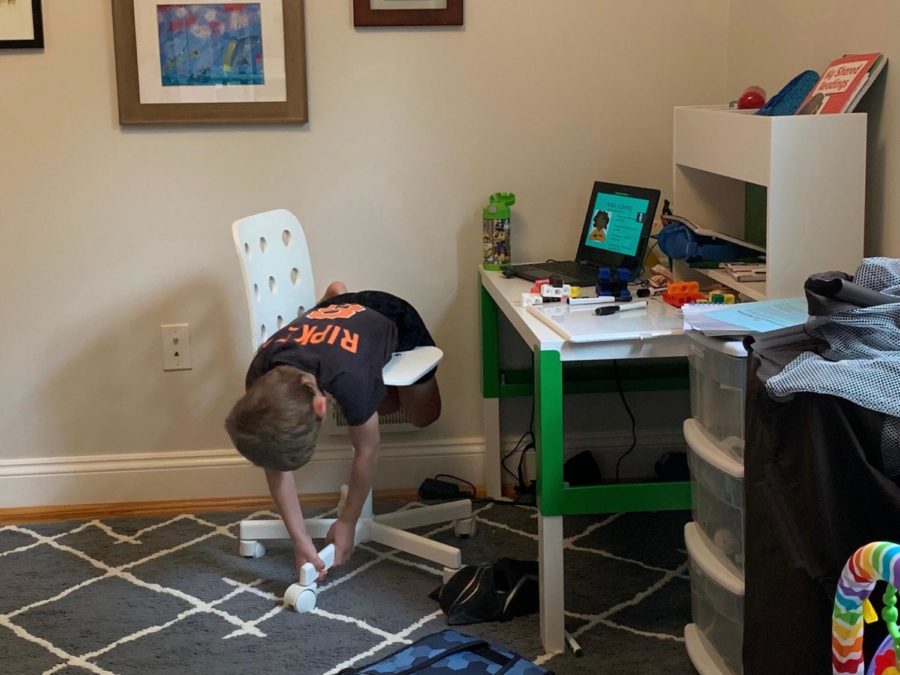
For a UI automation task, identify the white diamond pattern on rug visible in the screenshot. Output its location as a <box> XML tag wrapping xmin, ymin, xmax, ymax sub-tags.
<box><xmin>0</xmin><ymin>539</ymin><xmax>106</xmax><ymax>616</ymax></box>
<box><xmin>0</xmin><ymin>503</ymin><xmax>696</xmax><ymax>674</ymax></box>
<box><xmin>14</xmin><ymin>576</ymin><xmax>192</xmax><ymax>657</ymax></box>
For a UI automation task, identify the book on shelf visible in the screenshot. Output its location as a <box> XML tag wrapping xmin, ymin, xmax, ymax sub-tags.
<box><xmin>797</xmin><ymin>53</ymin><xmax>885</xmax><ymax>114</ymax></box>
<box><xmin>720</xmin><ymin>262</ymin><xmax>766</xmax><ymax>273</ymax></box>
<box><xmin>846</xmin><ymin>54</ymin><xmax>887</xmax><ymax>111</ymax></box>
<box><xmin>720</xmin><ymin>262</ymin><xmax>767</xmax><ymax>282</ymax></box>
<box><xmin>729</xmin><ymin>271</ymin><xmax>767</xmax><ymax>282</ymax></box>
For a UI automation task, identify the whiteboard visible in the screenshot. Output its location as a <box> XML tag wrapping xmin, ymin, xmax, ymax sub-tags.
<box><xmin>526</xmin><ymin>299</ymin><xmax>683</xmax><ymax>343</ymax></box>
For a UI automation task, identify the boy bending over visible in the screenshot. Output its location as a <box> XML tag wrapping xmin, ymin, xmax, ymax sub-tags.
<box><xmin>225</xmin><ymin>282</ymin><xmax>440</xmax><ymax>580</ymax></box>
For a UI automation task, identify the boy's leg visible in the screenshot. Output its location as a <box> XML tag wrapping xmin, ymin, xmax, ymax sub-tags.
<box><xmin>397</xmin><ymin>379</ymin><xmax>441</xmax><ymax>428</ymax></box>
<box><xmin>318</xmin><ymin>281</ymin><xmax>347</xmax><ymax>304</ymax></box>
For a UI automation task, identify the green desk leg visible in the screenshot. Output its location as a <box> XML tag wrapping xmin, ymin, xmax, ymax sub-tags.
<box><xmin>480</xmin><ymin>283</ymin><xmax>503</xmax><ymax>498</ymax></box>
<box><xmin>534</xmin><ymin>347</ymin><xmax>566</xmax><ymax>654</ymax></box>
<box><xmin>535</xmin><ymin>344</ymin><xmax>691</xmax><ymax>517</ymax></box>
<box><xmin>535</xmin><ymin>348</ymin><xmax>565</xmax><ymax>514</ymax></box>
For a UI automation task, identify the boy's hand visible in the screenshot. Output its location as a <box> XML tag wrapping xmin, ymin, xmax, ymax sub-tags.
<box><xmin>293</xmin><ymin>536</ymin><xmax>327</xmax><ymax>582</ymax></box>
<box><xmin>326</xmin><ymin>519</ymin><xmax>357</xmax><ymax>566</ymax></box>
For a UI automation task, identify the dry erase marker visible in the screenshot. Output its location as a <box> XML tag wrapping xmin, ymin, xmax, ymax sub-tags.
<box><xmin>565</xmin><ymin>631</ymin><xmax>583</xmax><ymax>657</ymax></box>
<box><xmin>566</xmin><ymin>295</ymin><xmax>615</xmax><ymax>306</ymax></box>
<box><xmin>595</xmin><ymin>300</ymin><xmax>648</xmax><ymax>316</ymax></box>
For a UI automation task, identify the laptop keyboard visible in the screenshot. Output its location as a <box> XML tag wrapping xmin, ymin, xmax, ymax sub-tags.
<box><xmin>537</xmin><ymin>261</ymin><xmax>595</xmax><ymax>277</ymax></box>
<box><xmin>513</xmin><ymin>261</ymin><xmax>598</xmax><ymax>286</ymax></box>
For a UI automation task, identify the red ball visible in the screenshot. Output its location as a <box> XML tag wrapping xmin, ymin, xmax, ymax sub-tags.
<box><xmin>738</xmin><ymin>86</ymin><xmax>766</xmax><ymax>109</ymax></box>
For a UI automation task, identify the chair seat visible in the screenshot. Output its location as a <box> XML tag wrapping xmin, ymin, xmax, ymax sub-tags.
<box><xmin>382</xmin><ymin>346</ymin><xmax>443</xmax><ymax>387</ymax></box>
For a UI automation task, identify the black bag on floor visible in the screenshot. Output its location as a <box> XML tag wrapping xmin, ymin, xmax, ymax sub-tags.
<box><xmin>431</xmin><ymin>558</ymin><xmax>539</xmax><ymax>625</ymax></box>
<box><xmin>341</xmin><ymin>629</ymin><xmax>552</xmax><ymax>674</ymax></box>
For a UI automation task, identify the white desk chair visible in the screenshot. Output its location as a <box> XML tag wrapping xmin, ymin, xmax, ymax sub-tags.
<box><xmin>231</xmin><ymin>209</ymin><xmax>475</xmax><ymax>612</ymax></box>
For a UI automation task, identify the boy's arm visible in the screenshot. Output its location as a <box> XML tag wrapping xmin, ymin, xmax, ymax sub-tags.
<box><xmin>264</xmin><ymin>468</ymin><xmax>326</xmax><ymax>580</ymax></box>
<box><xmin>327</xmin><ymin>412</ymin><xmax>380</xmax><ymax>564</ymax></box>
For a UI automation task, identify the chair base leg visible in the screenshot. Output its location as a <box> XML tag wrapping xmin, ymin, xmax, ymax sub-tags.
<box><xmin>374</xmin><ymin>499</ymin><xmax>472</xmax><ymax>531</ymax></box>
<box><xmin>238</xmin><ymin>488</ymin><xmax>474</xmax><ymax>610</ymax></box>
<box><xmin>370</xmin><ymin>521</ymin><xmax>462</xmax><ymax>570</ymax></box>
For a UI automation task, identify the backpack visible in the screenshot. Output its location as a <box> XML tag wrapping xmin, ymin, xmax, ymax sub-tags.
<box><xmin>341</xmin><ymin>630</ymin><xmax>552</xmax><ymax>675</ymax></box>
<box><xmin>432</xmin><ymin>558</ymin><xmax>539</xmax><ymax>625</ymax></box>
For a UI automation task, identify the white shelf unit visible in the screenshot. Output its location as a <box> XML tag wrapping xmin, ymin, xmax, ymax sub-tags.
<box><xmin>672</xmin><ymin>105</ymin><xmax>867</xmax><ymax>300</ymax></box>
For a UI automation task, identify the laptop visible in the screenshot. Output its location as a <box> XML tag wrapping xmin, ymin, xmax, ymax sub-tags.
<box><xmin>507</xmin><ymin>181</ymin><xmax>661</xmax><ymax>287</ymax></box>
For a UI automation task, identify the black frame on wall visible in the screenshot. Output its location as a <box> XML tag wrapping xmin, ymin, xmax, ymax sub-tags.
<box><xmin>0</xmin><ymin>0</ymin><xmax>44</xmax><ymax>50</ymax></box>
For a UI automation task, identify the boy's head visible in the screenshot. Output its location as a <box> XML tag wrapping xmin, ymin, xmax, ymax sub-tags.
<box><xmin>225</xmin><ymin>365</ymin><xmax>327</xmax><ymax>472</ymax></box>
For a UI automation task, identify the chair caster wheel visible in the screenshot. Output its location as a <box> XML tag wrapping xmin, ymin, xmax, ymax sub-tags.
<box><xmin>453</xmin><ymin>517</ymin><xmax>477</xmax><ymax>538</ymax></box>
<box><xmin>284</xmin><ymin>583</ymin><xmax>317</xmax><ymax>612</ymax></box>
<box><xmin>239</xmin><ymin>540</ymin><xmax>266</xmax><ymax>558</ymax></box>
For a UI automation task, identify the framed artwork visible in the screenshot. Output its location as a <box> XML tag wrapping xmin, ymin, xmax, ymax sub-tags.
<box><xmin>352</xmin><ymin>0</ymin><xmax>463</xmax><ymax>27</ymax></box>
<box><xmin>111</xmin><ymin>0</ymin><xmax>307</xmax><ymax>125</ymax></box>
<box><xmin>0</xmin><ymin>0</ymin><xmax>44</xmax><ymax>49</ymax></box>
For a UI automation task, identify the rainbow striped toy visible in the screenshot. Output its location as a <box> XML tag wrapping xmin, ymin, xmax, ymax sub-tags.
<box><xmin>832</xmin><ymin>542</ymin><xmax>900</xmax><ymax>675</ymax></box>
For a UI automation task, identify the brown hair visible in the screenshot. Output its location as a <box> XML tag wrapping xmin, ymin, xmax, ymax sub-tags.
<box><xmin>224</xmin><ymin>365</ymin><xmax>322</xmax><ymax>471</ymax></box>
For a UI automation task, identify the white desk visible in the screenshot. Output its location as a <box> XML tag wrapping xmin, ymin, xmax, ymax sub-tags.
<box><xmin>479</xmin><ymin>269</ymin><xmax>691</xmax><ymax>654</ymax></box>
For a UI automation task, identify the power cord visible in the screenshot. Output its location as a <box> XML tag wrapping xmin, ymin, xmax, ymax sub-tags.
<box><xmin>501</xmin><ymin>399</ymin><xmax>535</xmax><ymax>489</ymax></box>
<box><xmin>418</xmin><ymin>472</ymin><xmax>532</xmax><ymax>506</ymax></box>
<box><xmin>420</xmin><ymin>398</ymin><xmax>537</xmax><ymax>506</ymax></box>
<box><xmin>612</xmin><ymin>360</ymin><xmax>638</xmax><ymax>482</ymax></box>
<box><xmin>433</xmin><ymin>474</ymin><xmax>476</xmax><ymax>499</ymax></box>
<box><xmin>516</xmin><ymin>441</ymin><xmax>535</xmax><ymax>493</ymax></box>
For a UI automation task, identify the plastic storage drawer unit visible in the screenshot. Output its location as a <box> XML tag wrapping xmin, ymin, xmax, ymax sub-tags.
<box><xmin>687</xmin><ymin>333</ymin><xmax>748</xmax><ymax>461</ymax></box>
<box><xmin>684</xmin><ymin>522</ymin><xmax>745</xmax><ymax>675</ymax></box>
<box><xmin>684</xmin><ymin>418</ymin><xmax>745</xmax><ymax>574</ymax></box>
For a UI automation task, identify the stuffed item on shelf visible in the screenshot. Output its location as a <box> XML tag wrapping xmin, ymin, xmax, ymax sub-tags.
<box><xmin>756</xmin><ymin>70</ymin><xmax>820</xmax><ymax>116</ymax></box>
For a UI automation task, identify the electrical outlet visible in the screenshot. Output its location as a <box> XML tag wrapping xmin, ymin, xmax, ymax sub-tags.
<box><xmin>161</xmin><ymin>323</ymin><xmax>192</xmax><ymax>371</ymax></box>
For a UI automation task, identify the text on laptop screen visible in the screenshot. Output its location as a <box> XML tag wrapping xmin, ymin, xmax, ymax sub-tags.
<box><xmin>583</xmin><ymin>192</ymin><xmax>651</xmax><ymax>257</ymax></box>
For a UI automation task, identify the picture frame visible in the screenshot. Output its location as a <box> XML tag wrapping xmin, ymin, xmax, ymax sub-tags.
<box><xmin>111</xmin><ymin>0</ymin><xmax>307</xmax><ymax>125</ymax></box>
<box><xmin>0</xmin><ymin>0</ymin><xmax>44</xmax><ymax>49</ymax></box>
<box><xmin>352</xmin><ymin>0</ymin><xmax>463</xmax><ymax>27</ymax></box>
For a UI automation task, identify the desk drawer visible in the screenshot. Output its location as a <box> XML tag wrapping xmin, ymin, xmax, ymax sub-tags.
<box><xmin>685</xmin><ymin>522</ymin><xmax>744</xmax><ymax>675</ymax></box>
<box><xmin>687</xmin><ymin>333</ymin><xmax>747</xmax><ymax>462</ymax></box>
<box><xmin>685</xmin><ymin>418</ymin><xmax>745</xmax><ymax>575</ymax></box>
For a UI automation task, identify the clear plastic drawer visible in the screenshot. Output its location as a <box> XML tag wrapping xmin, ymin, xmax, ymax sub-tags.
<box><xmin>687</xmin><ymin>332</ymin><xmax>748</xmax><ymax>461</ymax></box>
<box><xmin>684</xmin><ymin>418</ymin><xmax>745</xmax><ymax>575</ymax></box>
<box><xmin>685</xmin><ymin>523</ymin><xmax>744</xmax><ymax>675</ymax></box>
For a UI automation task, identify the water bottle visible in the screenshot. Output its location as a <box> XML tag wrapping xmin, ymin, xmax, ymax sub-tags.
<box><xmin>482</xmin><ymin>192</ymin><xmax>515</xmax><ymax>270</ymax></box>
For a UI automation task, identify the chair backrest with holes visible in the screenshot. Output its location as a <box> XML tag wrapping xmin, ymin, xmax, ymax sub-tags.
<box><xmin>232</xmin><ymin>209</ymin><xmax>317</xmax><ymax>352</ymax></box>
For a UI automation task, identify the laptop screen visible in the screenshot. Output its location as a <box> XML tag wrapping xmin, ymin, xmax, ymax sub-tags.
<box><xmin>576</xmin><ymin>182</ymin><xmax>661</xmax><ymax>274</ymax></box>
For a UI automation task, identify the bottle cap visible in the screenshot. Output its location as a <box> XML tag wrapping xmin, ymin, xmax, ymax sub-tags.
<box><xmin>483</xmin><ymin>192</ymin><xmax>516</xmax><ymax>220</ymax></box>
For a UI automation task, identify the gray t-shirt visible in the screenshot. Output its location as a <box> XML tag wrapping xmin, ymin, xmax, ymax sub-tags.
<box><xmin>246</xmin><ymin>301</ymin><xmax>398</xmax><ymax>426</ymax></box>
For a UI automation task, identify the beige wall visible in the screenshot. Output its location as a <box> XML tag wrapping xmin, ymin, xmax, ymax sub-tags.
<box><xmin>0</xmin><ymin>1</ymin><xmax>727</xmax><ymax>495</ymax></box>
<box><xmin>727</xmin><ymin>0</ymin><xmax>899</xmax><ymax>257</ymax></box>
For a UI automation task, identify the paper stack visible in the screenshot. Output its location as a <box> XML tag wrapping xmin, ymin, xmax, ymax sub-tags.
<box><xmin>682</xmin><ymin>297</ymin><xmax>808</xmax><ymax>336</ymax></box>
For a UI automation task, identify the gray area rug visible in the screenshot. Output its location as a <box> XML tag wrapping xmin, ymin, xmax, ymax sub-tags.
<box><xmin>0</xmin><ymin>501</ymin><xmax>695</xmax><ymax>674</ymax></box>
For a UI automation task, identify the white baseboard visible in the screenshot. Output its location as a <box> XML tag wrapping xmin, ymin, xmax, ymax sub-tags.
<box><xmin>0</xmin><ymin>438</ymin><xmax>486</xmax><ymax>509</ymax></box>
<box><xmin>0</xmin><ymin>428</ymin><xmax>686</xmax><ymax>509</ymax></box>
